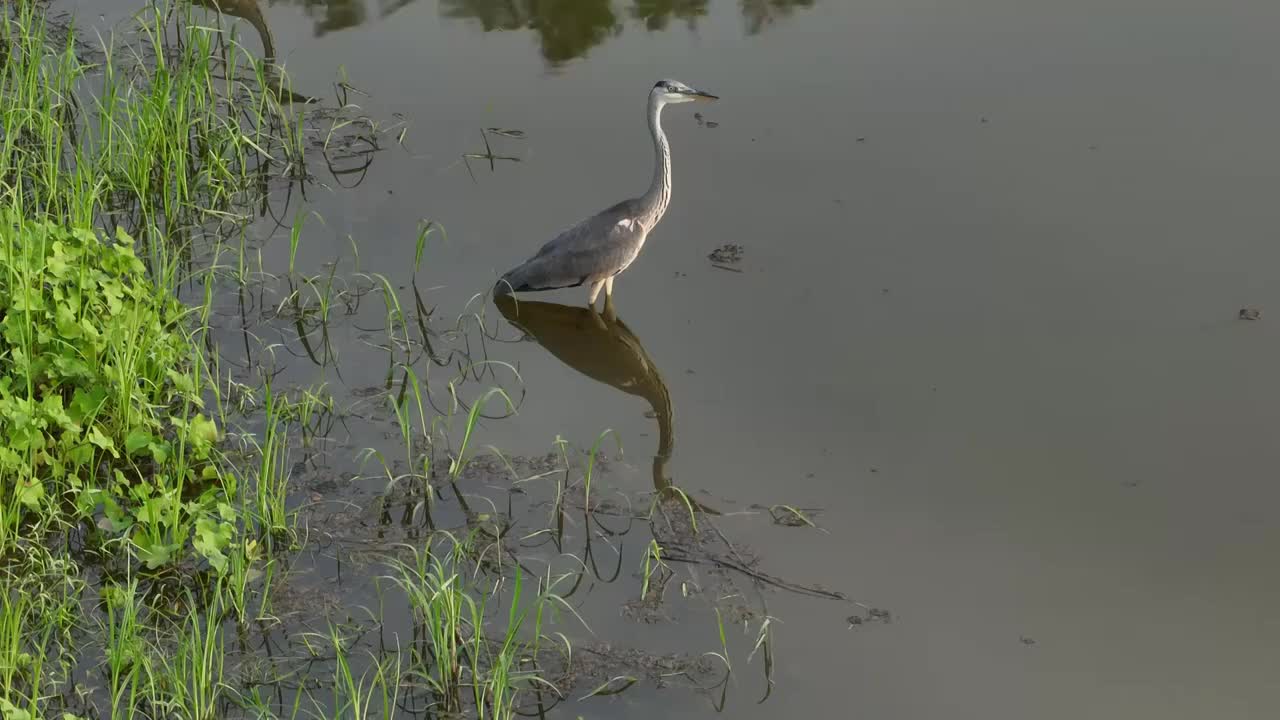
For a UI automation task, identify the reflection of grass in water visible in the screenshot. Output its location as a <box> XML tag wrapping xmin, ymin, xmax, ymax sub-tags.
<box><xmin>352</xmin><ymin>293</ymin><xmax>841</xmax><ymax>712</ymax></box>
<box><xmin>487</xmin><ymin>289</ymin><xmax>858</xmax><ymax>707</ymax></box>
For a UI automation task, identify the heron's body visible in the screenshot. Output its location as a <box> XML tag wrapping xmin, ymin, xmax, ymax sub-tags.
<box><xmin>495</xmin><ymin>80</ymin><xmax>717</xmax><ymax>308</ymax></box>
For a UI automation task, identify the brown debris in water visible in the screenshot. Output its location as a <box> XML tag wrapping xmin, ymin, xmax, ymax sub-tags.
<box><xmin>708</xmin><ymin>243</ymin><xmax>744</xmax><ymax>264</ymax></box>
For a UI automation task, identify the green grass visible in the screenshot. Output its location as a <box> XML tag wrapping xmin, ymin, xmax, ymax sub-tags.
<box><xmin>389</xmin><ymin>532</ymin><xmax>564</xmax><ymax>720</ymax></box>
<box><xmin>0</xmin><ymin>2</ymin><xmax>308</xmax><ymax>716</ymax></box>
<box><xmin>0</xmin><ymin>547</ymin><xmax>82</xmax><ymax>716</ymax></box>
<box><xmin>0</xmin><ymin>1</ymin><xmax>304</xmax><ymax>237</ymax></box>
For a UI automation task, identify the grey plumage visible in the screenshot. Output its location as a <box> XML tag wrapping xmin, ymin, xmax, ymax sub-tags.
<box><xmin>496</xmin><ymin>199</ymin><xmax>646</xmax><ymax>292</ymax></box>
<box><xmin>495</xmin><ymin>79</ymin><xmax>718</xmax><ymax>308</ymax></box>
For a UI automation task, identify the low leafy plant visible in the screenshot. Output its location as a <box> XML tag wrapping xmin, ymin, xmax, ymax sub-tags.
<box><xmin>0</xmin><ymin>211</ymin><xmax>234</xmax><ymax>570</ymax></box>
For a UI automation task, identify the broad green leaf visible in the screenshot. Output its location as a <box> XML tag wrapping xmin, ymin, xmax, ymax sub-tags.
<box><xmin>86</xmin><ymin>426</ymin><xmax>118</xmax><ymax>457</ymax></box>
<box><xmin>17</xmin><ymin>478</ymin><xmax>44</xmax><ymax>509</ymax></box>
<box><xmin>55</xmin><ymin>305</ymin><xmax>82</xmax><ymax>339</ymax></box>
<box><xmin>0</xmin><ymin>698</ymin><xmax>34</xmax><ymax>720</ymax></box>
<box><xmin>125</xmin><ymin>429</ymin><xmax>154</xmax><ymax>455</ymax></box>
<box><xmin>134</xmin><ymin>539</ymin><xmax>178</xmax><ymax>569</ymax></box>
<box><xmin>149</xmin><ymin>440</ymin><xmax>171</xmax><ymax>464</ymax></box>
<box><xmin>69</xmin><ymin>386</ymin><xmax>107</xmax><ymax>422</ymax></box>
<box><xmin>102</xmin><ymin>497</ymin><xmax>131</xmax><ymax>532</ymax></box>
<box><xmin>135</xmin><ymin>495</ymin><xmax>173</xmax><ymax>525</ymax></box>
<box><xmin>194</xmin><ymin>516</ymin><xmax>234</xmax><ymax>574</ymax></box>
<box><xmin>167</xmin><ymin>369</ymin><xmax>195</xmax><ymax>395</ymax></box>
<box><xmin>189</xmin><ymin>414</ymin><xmax>220</xmax><ymax>447</ymax></box>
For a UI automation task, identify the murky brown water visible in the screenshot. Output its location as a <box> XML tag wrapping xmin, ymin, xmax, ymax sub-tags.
<box><xmin>69</xmin><ymin>0</ymin><xmax>1280</xmax><ymax>716</ymax></box>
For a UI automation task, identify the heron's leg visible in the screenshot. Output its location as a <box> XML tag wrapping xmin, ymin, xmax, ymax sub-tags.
<box><xmin>604</xmin><ymin>275</ymin><xmax>615</xmax><ymax>299</ymax></box>
<box><xmin>602</xmin><ymin>293</ymin><xmax>618</xmax><ymax>324</ymax></box>
<box><xmin>587</xmin><ymin>279</ymin><xmax>605</xmax><ymax>308</ymax></box>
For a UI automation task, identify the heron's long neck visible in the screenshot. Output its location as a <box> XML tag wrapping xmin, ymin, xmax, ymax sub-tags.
<box><xmin>640</xmin><ymin>98</ymin><xmax>672</xmax><ymax>226</ymax></box>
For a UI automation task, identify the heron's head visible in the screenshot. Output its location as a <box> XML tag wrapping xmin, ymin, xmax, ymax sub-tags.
<box><xmin>652</xmin><ymin>79</ymin><xmax>718</xmax><ymax>105</ymax></box>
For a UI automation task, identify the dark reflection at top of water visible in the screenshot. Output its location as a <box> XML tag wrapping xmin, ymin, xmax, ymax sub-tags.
<box><xmin>440</xmin><ymin>0</ymin><xmax>622</xmax><ymax>65</ymax></box>
<box><xmin>272</xmin><ymin>0</ymin><xmax>819</xmax><ymax>63</ymax></box>
<box><xmin>630</xmin><ymin>0</ymin><xmax>707</xmax><ymax>31</ymax></box>
<box><xmin>270</xmin><ymin>0</ymin><xmax>369</xmax><ymax>36</ymax></box>
<box><xmin>739</xmin><ymin>0</ymin><xmax>814</xmax><ymax>35</ymax></box>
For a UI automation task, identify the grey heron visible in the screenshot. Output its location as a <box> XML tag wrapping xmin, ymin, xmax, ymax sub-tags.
<box><xmin>494</xmin><ymin>79</ymin><xmax>718</xmax><ymax>308</ymax></box>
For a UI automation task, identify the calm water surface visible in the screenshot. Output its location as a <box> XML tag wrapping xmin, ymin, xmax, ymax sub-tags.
<box><xmin>69</xmin><ymin>0</ymin><xmax>1280</xmax><ymax>717</ymax></box>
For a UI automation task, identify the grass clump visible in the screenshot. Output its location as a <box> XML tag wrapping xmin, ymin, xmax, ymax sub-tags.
<box><xmin>390</xmin><ymin>533</ymin><xmax>558</xmax><ymax>719</ymax></box>
<box><xmin>0</xmin><ymin>547</ymin><xmax>83</xmax><ymax>717</ymax></box>
<box><xmin>0</xmin><ymin>0</ymin><xmax>303</xmax><ymax>238</ymax></box>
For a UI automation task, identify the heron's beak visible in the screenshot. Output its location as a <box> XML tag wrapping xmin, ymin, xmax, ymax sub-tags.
<box><xmin>689</xmin><ymin>89</ymin><xmax>718</xmax><ymax>101</ymax></box>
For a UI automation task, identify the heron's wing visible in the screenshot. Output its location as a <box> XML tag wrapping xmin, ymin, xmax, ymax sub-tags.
<box><xmin>498</xmin><ymin>201</ymin><xmax>646</xmax><ymax>292</ymax></box>
<box><xmin>528</xmin><ymin>199</ymin><xmax>638</xmax><ymax>257</ymax></box>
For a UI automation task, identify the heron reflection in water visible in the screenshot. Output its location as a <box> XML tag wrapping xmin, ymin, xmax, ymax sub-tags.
<box><xmin>495</xmin><ymin>295</ymin><xmax>714</xmax><ymax>515</ymax></box>
<box><xmin>191</xmin><ymin>0</ymin><xmax>314</xmax><ymax>103</ymax></box>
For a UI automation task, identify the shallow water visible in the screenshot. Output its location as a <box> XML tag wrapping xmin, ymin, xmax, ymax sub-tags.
<box><xmin>65</xmin><ymin>0</ymin><xmax>1280</xmax><ymax>717</ymax></box>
